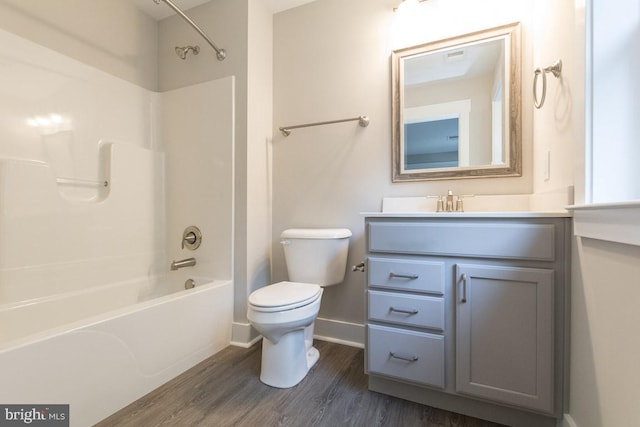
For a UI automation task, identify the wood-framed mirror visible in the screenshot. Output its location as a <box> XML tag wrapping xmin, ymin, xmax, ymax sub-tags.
<box><xmin>392</xmin><ymin>22</ymin><xmax>522</xmax><ymax>181</ymax></box>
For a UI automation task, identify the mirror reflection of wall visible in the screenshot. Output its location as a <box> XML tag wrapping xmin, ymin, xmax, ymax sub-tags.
<box><xmin>402</xmin><ymin>38</ymin><xmax>503</xmax><ymax>171</ymax></box>
<box><xmin>403</xmin><ymin>99</ymin><xmax>471</xmax><ymax>170</ymax></box>
<box><xmin>405</xmin><ymin>117</ymin><xmax>459</xmax><ymax>169</ymax></box>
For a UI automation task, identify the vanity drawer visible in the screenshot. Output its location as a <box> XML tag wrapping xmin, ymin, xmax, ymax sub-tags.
<box><xmin>368</xmin><ymin>257</ymin><xmax>444</xmax><ymax>295</ymax></box>
<box><xmin>368</xmin><ymin>290</ymin><xmax>444</xmax><ymax>331</ymax></box>
<box><xmin>367</xmin><ymin>324</ymin><xmax>445</xmax><ymax>388</ymax></box>
<box><xmin>368</xmin><ymin>221</ymin><xmax>556</xmax><ymax>261</ymax></box>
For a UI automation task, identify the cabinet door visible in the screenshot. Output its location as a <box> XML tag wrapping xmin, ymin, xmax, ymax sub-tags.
<box><xmin>455</xmin><ymin>264</ymin><xmax>554</xmax><ymax>414</ymax></box>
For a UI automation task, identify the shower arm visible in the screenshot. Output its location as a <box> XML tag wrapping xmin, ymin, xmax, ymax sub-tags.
<box><xmin>154</xmin><ymin>0</ymin><xmax>226</xmax><ymax>61</ymax></box>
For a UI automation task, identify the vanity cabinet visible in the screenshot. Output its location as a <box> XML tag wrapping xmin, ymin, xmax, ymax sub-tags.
<box><xmin>364</xmin><ymin>215</ymin><xmax>570</xmax><ymax>426</ymax></box>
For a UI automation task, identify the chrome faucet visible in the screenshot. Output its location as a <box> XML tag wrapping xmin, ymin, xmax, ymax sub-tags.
<box><xmin>446</xmin><ymin>190</ymin><xmax>455</xmax><ymax>212</ymax></box>
<box><xmin>436</xmin><ymin>190</ymin><xmax>466</xmax><ymax>212</ymax></box>
<box><xmin>171</xmin><ymin>257</ymin><xmax>196</xmax><ymax>270</ymax></box>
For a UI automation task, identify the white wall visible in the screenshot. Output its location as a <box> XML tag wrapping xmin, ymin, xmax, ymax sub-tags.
<box><xmin>245</xmin><ymin>0</ymin><xmax>274</xmax><ymax>299</ymax></box>
<box><xmin>272</xmin><ymin>0</ymin><xmax>534</xmax><ymax>334</ymax></box>
<box><xmin>0</xmin><ymin>0</ymin><xmax>158</xmax><ymax>90</ymax></box>
<box><xmin>531</xmin><ymin>0</ymin><xmax>577</xmax><ymax>199</ymax></box>
<box><xmin>569</xmin><ymin>238</ymin><xmax>640</xmax><ymax>427</ymax></box>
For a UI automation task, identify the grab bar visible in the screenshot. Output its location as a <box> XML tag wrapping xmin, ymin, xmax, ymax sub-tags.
<box><xmin>154</xmin><ymin>0</ymin><xmax>226</xmax><ymax>61</ymax></box>
<box><xmin>533</xmin><ymin>59</ymin><xmax>562</xmax><ymax>109</ymax></box>
<box><xmin>279</xmin><ymin>115</ymin><xmax>370</xmax><ymax>137</ymax></box>
<box><xmin>56</xmin><ymin>177</ymin><xmax>109</xmax><ymax>188</ymax></box>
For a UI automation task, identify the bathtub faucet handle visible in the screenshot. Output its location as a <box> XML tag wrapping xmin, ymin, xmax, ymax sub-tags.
<box><xmin>182</xmin><ymin>226</ymin><xmax>202</xmax><ymax>250</ymax></box>
<box><xmin>183</xmin><ymin>232</ymin><xmax>197</xmax><ymax>246</ymax></box>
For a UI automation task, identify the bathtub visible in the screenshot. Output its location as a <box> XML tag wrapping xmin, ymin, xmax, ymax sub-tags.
<box><xmin>0</xmin><ymin>276</ymin><xmax>233</xmax><ymax>427</ymax></box>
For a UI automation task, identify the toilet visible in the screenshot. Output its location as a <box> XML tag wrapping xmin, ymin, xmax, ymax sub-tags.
<box><xmin>247</xmin><ymin>228</ymin><xmax>352</xmax><ymax>388</ymax></box>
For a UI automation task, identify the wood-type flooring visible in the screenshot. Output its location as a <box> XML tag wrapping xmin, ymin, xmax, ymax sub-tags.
<box><xmin>97</xmin><ymin>340</ymin><xmax>504</xmax><ymax>427</ymax></box>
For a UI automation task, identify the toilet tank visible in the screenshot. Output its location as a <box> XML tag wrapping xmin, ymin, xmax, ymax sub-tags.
<box><xmin>280</xmin><ymin>228</ymin><xmax>352</xmax><ymax>287</ymax></box>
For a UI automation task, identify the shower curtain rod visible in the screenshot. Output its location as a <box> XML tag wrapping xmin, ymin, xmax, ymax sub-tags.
<box><xmin>153</xmin><ymin>0</ymin><xmax>226</xmax><ymax>61</ymax></box>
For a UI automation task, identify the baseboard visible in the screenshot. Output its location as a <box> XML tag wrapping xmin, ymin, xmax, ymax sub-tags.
<box><xmin>230</xmin><ymin>322</ymin><xmax>261</xmax><ymax>348</ymax></box>
<box><xmin>231</xmin><ymin>318</ymin><xmax>364</xmax><ymax>349</ymax></box>
<box><xmin>561</xmin><ymin>414</ymin><xmax>578</xmax><ymax>427</ymax></box>
<box><xmin>313</xmin><ymin>317</ymin><xmax>364</xmax><ymax>348</ymax></box>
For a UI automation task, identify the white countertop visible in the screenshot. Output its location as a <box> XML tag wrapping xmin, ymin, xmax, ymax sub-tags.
<box><xmin>361</xmin><ymin>211</ymin><xmax>572</xmax><ymax>218</ymax></box>
<box><xmin>369</xmin><ymin>194</ymin><xmax>575</xmax><ymax>218</ymax></box>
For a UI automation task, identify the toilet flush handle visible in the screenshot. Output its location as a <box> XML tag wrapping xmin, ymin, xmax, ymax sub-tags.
<box><xmin>280</xmin><ymin>239</ymin><xmax>291</xmax><ymax>246</ymax></box>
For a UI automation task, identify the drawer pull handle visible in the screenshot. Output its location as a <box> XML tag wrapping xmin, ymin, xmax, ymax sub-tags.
<box><xmin>389</xmin><ymin>306</ymin><xmax>419</xmax><ymax>315</ymax></box>
<box><xmin>389</xmin><ymin>272</ymin><xmax>419</xmax><ymax>280</ymax></box>
<box><xmin>389</xmin><ymin>351</ymin><xmax>419</xmax><ymax>362</ymax></box>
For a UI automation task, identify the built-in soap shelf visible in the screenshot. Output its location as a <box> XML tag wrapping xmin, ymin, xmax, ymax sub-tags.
<box><xmin>53</xmin><ymin>142</ymin><xmax>112</xmax><ymax>202</ymax></box>
<box><xmin>56</xmin><ymin>177</ymin><xmax>108</xmax><ymax>188</ymax></box>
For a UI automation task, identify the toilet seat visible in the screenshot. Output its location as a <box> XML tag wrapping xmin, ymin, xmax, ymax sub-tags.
<box><xmin>249</xmin><ymin>281</ymin><xmax>321</xmax><ymax>313</ymax></box>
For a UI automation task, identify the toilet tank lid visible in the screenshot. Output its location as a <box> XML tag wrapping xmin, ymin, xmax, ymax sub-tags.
<box><xmin>281</xmin><ymin>228</ymin><xmax>352</xmax><ymax>239</ymax></box>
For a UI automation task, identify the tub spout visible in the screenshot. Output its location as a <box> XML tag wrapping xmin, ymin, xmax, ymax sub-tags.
<box><xmin>171</xmin><ymin>257</ymin><xmax>196</xmax><ymax>270</ymax></box>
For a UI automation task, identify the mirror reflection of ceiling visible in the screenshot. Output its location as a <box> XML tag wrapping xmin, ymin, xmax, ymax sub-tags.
<box><xmin>404</xmin><ymin>39</ymin><xmax>502</xmax><ymax>86</ymax></box>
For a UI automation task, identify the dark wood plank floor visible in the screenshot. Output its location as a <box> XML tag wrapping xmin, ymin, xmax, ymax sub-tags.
<box><xmin>97</xmin><ymin>341</ymin><xmax>503</xmax><ymax>427</ymax></box>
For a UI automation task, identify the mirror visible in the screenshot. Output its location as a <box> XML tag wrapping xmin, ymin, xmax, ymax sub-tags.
<box><xmin>392</xmin><ymin>23</ymin><xmax>521</xmax><ymax>181</ymax></box>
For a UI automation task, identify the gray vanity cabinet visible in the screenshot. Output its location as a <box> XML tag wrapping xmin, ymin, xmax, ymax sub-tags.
<box><xmin>364</xmin><ymin>215</ymin><xmax>570</xmax><ymax>426</ymax></box>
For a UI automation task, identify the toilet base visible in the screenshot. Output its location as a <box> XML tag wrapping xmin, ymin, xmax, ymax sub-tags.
<box><xmin>307</xmin><ymin>345</ymin><xmax>319</xmax><ymax>368</ymax></box>
<box><xmin>259</xmin><ymin>326</ymin><xmax>319</xmax><ymax>388</ymax></box>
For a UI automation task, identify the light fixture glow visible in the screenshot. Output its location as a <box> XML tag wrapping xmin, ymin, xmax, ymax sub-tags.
<box><xmin>26</xmin><ymin>113</ymin><xmax>71</xmax><ymax>134</ymax></box>
<box><xmin>36</xmin><ymin>116</ymin><xmax>51</xmax><ymax>126</ymax></box>
<box><xmin>49</xmin><ymin>114</ymin><xmax>63</xmax><ymax>124</ymax></box>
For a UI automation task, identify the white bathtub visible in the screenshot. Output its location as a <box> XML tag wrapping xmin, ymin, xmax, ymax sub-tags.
<box><xmin>0</xmin><ymin>276</ymin><xmax>233</xmax><ymax>427</ymax></box>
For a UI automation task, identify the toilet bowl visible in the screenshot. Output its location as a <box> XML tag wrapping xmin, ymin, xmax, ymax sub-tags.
<box><xmin>247</xmin><ymin>228</ymin><xmax>351</xmax><ymax>388</ymax></box>
<box><xmin>247</xmin><ymin>281</ymin><xmax>322</xmax><ymax>388</ymax></box>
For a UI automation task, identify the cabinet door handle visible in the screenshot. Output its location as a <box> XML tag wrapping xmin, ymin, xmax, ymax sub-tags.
<box><xmin>389</xmin><ymin>351</ymin><xmax>419</xmax><ymax>362</ymax></box>
<box><xmin>389</xmin><ymin>272</ymin><xmax>419</xmax><ymax>280</ymax></box>
<box><xmin>460</xmin><ymin>273</ymin><xmax>468</xmax><ymax>303</ymax></box>
<box><xmin>389</xmin><ymin>306</ymin><xmax>419</xmax><ymax>315</ymax></box>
